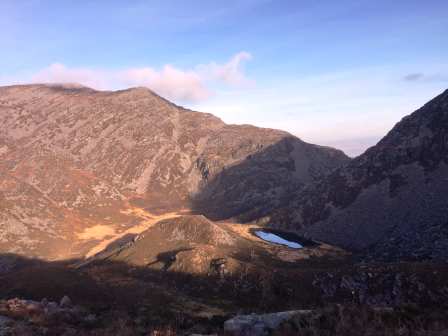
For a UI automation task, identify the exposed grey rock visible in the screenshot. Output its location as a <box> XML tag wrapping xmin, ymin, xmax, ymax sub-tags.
<box><xmin>83</xmin><ymin>314</ymin><xmax>97</xmax><ymax>324</ymax></box>
<box><xmin>224</xmin><ymin>310</ymin><xmax>311</xmax><ymax>335</ymax></box>
<box><xmin>59</xmin><ymin>296</ymin><xmax>72</xmax><ymax>308</ymax></box>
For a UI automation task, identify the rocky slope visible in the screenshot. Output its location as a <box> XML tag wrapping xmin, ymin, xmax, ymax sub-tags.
<box><xmin>75</xmin><ymin>215</ymin><xmax>345</xmax><ymax>276</ymax></box>
<box><xmin>268</xmin><ymin>89</ymin><xmax>448</xmax><ymax>260</ymax></box>
<box><xmin>0</xmin><ymin>83</ymin><xmax>348</xmax><ymax>259</ymax></box>
<box><xmin>80</xmin><ymin>215</ymin><xmax>244</xmax><ymax>274</ymax></box>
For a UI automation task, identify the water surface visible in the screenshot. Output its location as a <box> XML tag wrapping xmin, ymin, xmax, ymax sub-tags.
<box><xmin>255</xmin><ymin>230</ymin><xmax>303</xmax><ymax>249</ymax></box>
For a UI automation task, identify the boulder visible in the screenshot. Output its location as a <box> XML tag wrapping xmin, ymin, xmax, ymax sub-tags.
<box><xmin>224</xmin><ymin>310</ymin><xmax>312</xmax><ymax>335</ymax></box>
<box><xmin>60</xmin><ymin>296</ymin><xmax>72</xmax><ymax>308</ymax></box>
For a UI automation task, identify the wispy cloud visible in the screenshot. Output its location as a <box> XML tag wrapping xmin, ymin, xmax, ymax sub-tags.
<box><xmin>32</xmin><ymin>63</ymin><xmax>110</xmax><ymax>89</ymax></box>
<box><xmin>402</xmin><ymin>72</ymin><xmax>448</xmax><ymax>83</ymax></box>
<box><xmin>198</xmin><ymin>51</ymin><xmax>253</xmax><ymax>86</ymax></box>
<box><xmin>403</xmin><ymin>73</ymin><xmax>424</xmax><ymax>81</ymax></box>
<box><xmin>19</xmin><ymin>52</ymin><xmax>254</xmax><ymax>103</ymax></box>
<box><xmin>193</xmin><ymin>63</ymin><xmax>448</xmax><ymax>155</ymax></box>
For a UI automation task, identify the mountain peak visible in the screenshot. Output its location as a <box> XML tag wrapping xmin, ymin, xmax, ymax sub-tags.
<box><xmin>0</xmin><ymin>83</ymin><xmax>348</xmax><ymax>259</ymax></box>
<box><xmin>114</xmin><ymin>86</ymin><xmax>177</xmax><ymax>105</ymax></box>
<box><xmin>42</xmin><ymin>82</ymin><xmax>91</xmax><ymax>89</ymax></box>
<box><xmin>117</xmin><ymin>86</ymin><xmax>154</xmax><ymax>94</ymax></box>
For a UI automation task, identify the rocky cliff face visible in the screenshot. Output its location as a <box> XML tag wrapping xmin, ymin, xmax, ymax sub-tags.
<box><xmin>269</xmin><ymin>89</ymin><xmax>448</xmax><ymax>261</ymax></box>
<box><xmin>0</xmin><ymin>84</ymin><xmax>348</xmax><ymax>259</ymax></box>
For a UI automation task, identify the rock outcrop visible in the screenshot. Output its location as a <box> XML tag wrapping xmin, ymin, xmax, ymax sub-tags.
<box><xmin>224</xmin><ymin>310</ymin><xmax>311</xmax><ymax>336</ymax></box>
<box><xmin>268</xmin><ymin>89</ymin><xmax>448</xmax><ymax>260</ymax></box>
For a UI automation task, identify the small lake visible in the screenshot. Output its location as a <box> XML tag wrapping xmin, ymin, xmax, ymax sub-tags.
<box><xmin>255</xmin><ymin>230</ymin><xmax>303</xmax><ymax>249</ymax></box>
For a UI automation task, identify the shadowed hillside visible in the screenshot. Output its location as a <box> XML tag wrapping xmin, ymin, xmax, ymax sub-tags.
<box><xmin>191</xmin><ymin>136</ymin><xmax>347</xmax><ymax>221</ymax></box>
<box><xmin>266</xmin><ymin>89</ymin><xmax>448</xmax><ymax>261</ymax></box>
<box><xmin>1</xmin><ymin>253</ymin><xmax>448</xmax><ymax>335</ymax></box>
<box><xmin>0</xmin><ymin>84</ymin><xmax>348</xmax><ymax>260</ymax></box>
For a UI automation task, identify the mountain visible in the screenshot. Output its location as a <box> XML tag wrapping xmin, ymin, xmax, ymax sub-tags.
<box><xmin>75</xmin><ymin>215</ymin><xmax>297</xmax><ymax>274</ymax></box>
<box><xmin>0</xmin><ymin>84</ymin><xmax>348</xmax><ymax>259</ymax></box>
<box><xmin>2</xmin><ymin>84</ymin><xmax>448</xmax><ymax>335</ymax></box>
<box><xmin>267</xmin><ymin>89</ymin><xmax>448</xmax><ymax>260</ymax></box>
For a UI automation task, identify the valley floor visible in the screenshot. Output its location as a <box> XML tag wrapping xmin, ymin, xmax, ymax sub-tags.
<box><xmin>78</xmin><ymin>208</ymin><xmax>184</xmax><ymax>258</ymax></box>
<box><xmin>1</xmin><ymin>249</ymin><xmax>447</xmax><ymax>335</ymax></box>
<box><xmin>1</xmin><ymin>210</ymin><xmax>447</xmax><ymax>335</ymax></box>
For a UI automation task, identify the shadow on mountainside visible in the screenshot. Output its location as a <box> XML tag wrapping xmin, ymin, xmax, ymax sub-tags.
<box><xmin>190</xmin><ymin>136</ymin><xmax>348</xmax><ymax>223</ymax></box>
<box><xmin>0</xmin><ymin>252</ymin><xmax>327</xmax><ymax>331</ymax></box>
<box><xmin>1</xmin><ymin>253</ymin><xmax>448</xmax><ymax>334</ymax></box>
<box><xmin>147</xmin><ymin>248</ymin><xmax>194</xmax><ymax>271</ymax></box>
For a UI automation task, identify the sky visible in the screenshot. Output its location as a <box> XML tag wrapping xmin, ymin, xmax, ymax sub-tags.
<box><xmin>1</xmin><ymin>0</ymin><xmax>447</xmax><ymax>156</ymax></box>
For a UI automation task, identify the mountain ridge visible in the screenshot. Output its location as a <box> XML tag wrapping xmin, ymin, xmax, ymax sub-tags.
<box><xmin>0</xmin><ymin>83</ymin><xmax>348</xmax><ymax>259</ymax></box>
<box><xmin>266</xmin><ymin>88</ymin><xmax>448</xmax><ymax>260</ymax></box>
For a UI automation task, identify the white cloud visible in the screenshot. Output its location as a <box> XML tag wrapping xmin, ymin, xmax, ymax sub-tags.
<box><xmin>192</xmin><ymin>63</ymin><xmax>448</xmax><ymax>155</ymax></box>
<box><xmin>23</xmin><ymin>52</ymin><xmax>253</xmax><ymax>103</ymax></box>
<box><xmin>32</xmin><ymin>63</ymin><xmax>110</xmax><ymax>89</ymax></box>
<box><xmin>197</xmin><ymin>51</ymin><xmax>253</xmax><ymax>86</ymax></box>
<box><xmin>119</xmin><ymin>65</ymin><xmax>210</xmax><ymax>102</ymax></box>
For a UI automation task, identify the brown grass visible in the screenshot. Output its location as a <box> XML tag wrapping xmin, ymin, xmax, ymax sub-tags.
<box><xmin>274</xmin><ymin>304</ymin><xmax>448</xmax><ymax>336</ymax></box>
<box><xmin>81</xmin><ymin>208</ymin><xmax>181</xmax><ymax>258</ymax></box>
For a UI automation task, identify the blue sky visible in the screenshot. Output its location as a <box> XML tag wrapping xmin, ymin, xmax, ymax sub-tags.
<box><xmin>1</xmin><ymin>0</ymin><xmax>447</xmax><ymax>155</ymax></box>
